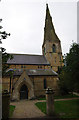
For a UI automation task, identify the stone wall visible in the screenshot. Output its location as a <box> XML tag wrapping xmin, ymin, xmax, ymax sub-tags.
<box><xmin>33</xmin><ymin>76</ymin><xmax>58</xmax><ymax>97</ymax></box>
<box><xmin>42</xmin><ymin>41</ymin><xmax>64</xmax><ymax>72</ymax></box>
<box><xmin>2</xmin><ymin>77</ymin><xmax>10</xmax><ymax>92</ymax></box>
<box><xmin>9</xmin><ymin>64</ymin><xmax>50</xmax><ymax>70</ymax></box>
<box><xmin>2</xmin><ymin>75</ymin><xmax>58</xmax><ymax>99</ymax></box>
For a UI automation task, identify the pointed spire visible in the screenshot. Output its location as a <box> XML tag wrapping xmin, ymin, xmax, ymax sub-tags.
<box><xmin>46</xmin><ymin>4</ymin><xmax>52</xmax><ymax>21</ymax></box>
<box><xmin>46</xmin><ymin>4</ymin><xmax>50</xmax><ymax>19</ymax></box>
<box><xmin>45</xmin><ymin>4</ymin><xmax>55</xmax><ymax>32</ymax></box>
<box><xmin>43</xmin><ymin>4</ymin><xmax>60</xmax><ymax>46</ymax></box>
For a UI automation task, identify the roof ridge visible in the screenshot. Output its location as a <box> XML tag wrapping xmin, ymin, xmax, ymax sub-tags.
<box><xmin>7</xmin><ymin>53</ymin><xmax>43</xmax><ymax>56</ymax></box>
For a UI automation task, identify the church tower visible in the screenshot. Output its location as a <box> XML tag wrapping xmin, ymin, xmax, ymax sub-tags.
<box><xmin>42</xmin><ymin>4</ymin><xmax>63</xmax><ymax>72</ymax></box>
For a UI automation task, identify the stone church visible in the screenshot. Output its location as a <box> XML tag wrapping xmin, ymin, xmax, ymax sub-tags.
<box><xmin>2</xmin><ymin>4</ymin><xmax>63</xmax><ymax>100</ymax></box>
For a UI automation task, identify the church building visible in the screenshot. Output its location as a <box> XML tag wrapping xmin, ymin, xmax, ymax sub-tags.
<box><xmin>2</xmin><ymin>4</ymin><xmax>63</xmax><ymax>100</ymax></box>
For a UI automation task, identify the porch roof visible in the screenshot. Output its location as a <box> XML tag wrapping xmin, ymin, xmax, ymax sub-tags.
<box><xmin>7</xmin><ymin>69</ymin><xmax>58</xmax><ymax>76</ymax></box>
<box><xmin>26</xmin><ymin>69</ymin><xmax>58</xmax><ymax>76</ymax></box>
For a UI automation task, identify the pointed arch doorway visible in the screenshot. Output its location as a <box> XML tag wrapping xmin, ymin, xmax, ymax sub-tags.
<box><xmin>20</xmin><ymin>84</ymin><xmax>28</xmax><ymax>100</ymax></box>
<box><xmin>12</xmin><ymin>71</ymin><xmax>34</xmax><ymax>100</ymax></box>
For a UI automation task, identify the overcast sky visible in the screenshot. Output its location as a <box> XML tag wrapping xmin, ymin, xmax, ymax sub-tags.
<box><xmin>0</xmin><ymin>0</ymin><xmax>77</xmax><ymax>55</ymax></box>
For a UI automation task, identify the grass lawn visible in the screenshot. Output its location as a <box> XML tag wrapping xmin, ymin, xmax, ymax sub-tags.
<box><xmin>35</xmin><ymin>99</ymin><xmax>79</xmax><ymax>118</ymax></box>
<box><xmin>38</xmin><ymin>94</ymin><xmax>79</xmax><ymax>100</ymax></box>
<box><xmin>9</xmin><ymin>105</ymin><xmax>15</xmax><ymax>117</ymax></box>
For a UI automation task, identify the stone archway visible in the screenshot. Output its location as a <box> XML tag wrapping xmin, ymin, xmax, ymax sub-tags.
<box><xmin>12</xmin><ymin>70</ymin><xmax>34</xmax><ymax>100</ymax></box>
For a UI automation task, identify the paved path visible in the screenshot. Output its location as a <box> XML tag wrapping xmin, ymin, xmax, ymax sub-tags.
<box><xmin>10</xmin><ymin>100</ymin><xmax>46</xmax><ymax>118</ymax></box>
<box><xmin>10</xmin><ymin>98</ymin><xmax>79</xmax><ymax>118</ymax></box>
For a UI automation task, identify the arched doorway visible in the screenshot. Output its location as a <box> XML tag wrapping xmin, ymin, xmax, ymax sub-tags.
<box><xmin>20</xmin><ymin>84</ymin><xmax>28</xmax><ymax>100</ymax></box>
<box><xmin>12</xmin><ymin>71</ymin><xmax>34</xmax><ymax>100</ymax></box>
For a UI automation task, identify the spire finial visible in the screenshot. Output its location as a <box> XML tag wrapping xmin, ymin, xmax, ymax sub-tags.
<box><xmin>46</xmin><ymin>3</ymin><xmax>50</xmax><ymax>20</ymax></box>
<box><xmin>46</xmin><ymin>3</ymin><xmax>48</xmax><ymax>10</ymax></box>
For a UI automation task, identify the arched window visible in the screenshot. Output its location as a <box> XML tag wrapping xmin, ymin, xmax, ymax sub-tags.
<box><xmin>52</xmin><ymin>44</ymin><xmax>56</xmax><ymax>53</ymax></box>
<box><xmin>44</xmin><ymin>79</ymin><xmax>47</xmax><ymax>89</ymax></box>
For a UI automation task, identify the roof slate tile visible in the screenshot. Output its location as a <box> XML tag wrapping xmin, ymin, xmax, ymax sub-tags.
<box><xmin>7</xmin><ymin>54</ymin><xmax>50</xmax><ymax>65</ymax></box>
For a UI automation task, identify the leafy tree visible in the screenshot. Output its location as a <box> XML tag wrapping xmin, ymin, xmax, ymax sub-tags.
<box><xmin>2</xmin><ymin>48</ymin><xmax>13</xmax><ymax>76</ymax></box>
<box><xmin>0</xmin><ymin>19</ymin><xmax>10</xmax><ymax>44</ymax></box>
<box><xmin>59</xmin><ymin>43</ymin><xmax>79</xmax><ymax>94</ymax></box>
<box><xmin>0</xmin><ymin>19</ymin><xmax>12</xmax><ymax>76</ymax></box>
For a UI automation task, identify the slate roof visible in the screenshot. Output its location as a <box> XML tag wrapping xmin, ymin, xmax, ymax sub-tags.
<box><xmin>7</xmin><ymin>54</ymin><xmax>50</xmax><ymax>65</ymax></box>
<box><xmin>11</xmin><ymin>69</ymin><xmax>58</xmax><ymax>76</ymax></box>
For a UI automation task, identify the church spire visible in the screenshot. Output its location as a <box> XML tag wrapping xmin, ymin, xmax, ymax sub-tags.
<box><xmin>42</xmin><ymin>4</ymin><xmax>63</xmax><ymax>72</ymax></box>
<box><xmin>43</xmin><ymin>4</ymin><xmax>60</xmax><ymax>46</ymax></box>
<box><xmin>46</xmin><ymin>4</ymin><xmax>50</xmax><ymax>19</ymax></box>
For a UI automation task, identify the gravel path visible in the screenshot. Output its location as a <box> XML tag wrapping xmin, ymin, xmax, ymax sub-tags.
<box><xmin>10</xmin><ymin>100</ymin><xmax>46</xmax><ymax>118</ymax></box>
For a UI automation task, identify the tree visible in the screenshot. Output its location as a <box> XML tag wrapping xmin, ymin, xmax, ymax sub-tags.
<box><xmin>0</xmin><ymin>19</ymin><xmax>12</xmax><ymax>76</ymax></box>
<box><xmin>59</xmin><ymin>43</ymin><xmax>79</xmax><ymax>94</ymax></box>
<box><xmin>0</xmin><ymin>19</ymin><xmax>10</xmax><ymax>44</ymax></box>
<box><xmin>2</xmin><ymin>48</ymin><xmax>13</xmax><ymax>76</ymax></box>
